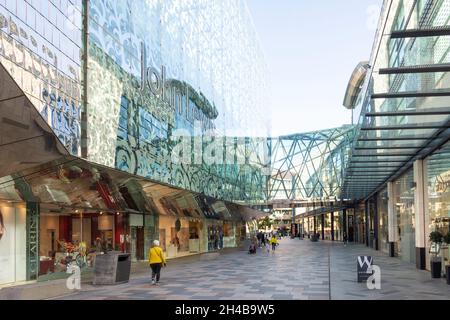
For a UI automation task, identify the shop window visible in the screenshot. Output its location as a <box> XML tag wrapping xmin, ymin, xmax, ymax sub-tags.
<box><xmin>0</xmin><ymin>203</ymin><xmax>26</xmax><ymax>286</ymax></box>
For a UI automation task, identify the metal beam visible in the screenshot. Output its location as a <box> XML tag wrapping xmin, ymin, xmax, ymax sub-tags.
<box><xmin>361</xmin><ymin>124</ymin><xmax>448</xmax><ymax>130</ymax></box>
<box><xmin>371</xmin><ymin>90</ymin><xmax>450</xmax><ymax>99</ymax></box>
<box><xmin>379</xmin><ymin>63</ymin><xmax>450</xmax><ymax>75</ymax></box>
<box><xmin>347</xmin><ymin>172</ymin><xmax>394</xmax><ymax>175</ymax></box>
<box><xmin>347</xmin><ymin>168</ymin><xmax>400</xmax><ymax>170</ymax></box>
<box><xmin>390</xmin><ymin>26</ymin><xmax>450</xmax><ymax>39</ymax></box>
<box><xmin>354</xmin><ymin>146</ymin><xmax>419</xmax><ymax>150</ymax></box>
<box><xmin>347</xmin><ymin>175</ymin><xmax>390</xmax><ymax>177</ymax></box>
<box><xmin>358</xmin><ymin>137</ymin><xmax>430</xmax><ymax>141</ymax></box>
<box><xmin>347</xmin><ymin>169</ymin><xmax>396</xmax><ymax>171</ymax></box>
<box><xmin>352</xmin><ymin>153</ymin><xmax>415</xmax><ymax>157</ymax></box>
<box><xmin>350</xmin><ymin>160</ymin><xmax>407</xmax><ymax>163</ymax></box>
<box><xmin>365</xmin><ymin>109</ymin><xmax>450</xmax><ymax>117</ymax></box>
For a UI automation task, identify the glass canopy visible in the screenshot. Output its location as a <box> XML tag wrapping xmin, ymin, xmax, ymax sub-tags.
<box><xmin>343</xmin><ymin>0</ymin><xmax>450</xmax><ymax>200</ymax></box>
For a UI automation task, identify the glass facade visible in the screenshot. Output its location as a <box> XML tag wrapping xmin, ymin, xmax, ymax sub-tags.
<box><xmin>86</xmin><ymin>0</ymin><xmax>270</xmax><ymax>205</ymax></box>
<box><xmin>377</xmin><ymin>187</ymin><xmax>389</xmax><ymax>254</ymax></box>
<box><xmin>394</xmin><ymin>170</ymin><xmax>416</xmax><ymax>264</ymax></box>
<box><xmin>268</xmin><ymin>127</ymin><xmax>355</xmax><ymax>201</ymax></box>
<box><xmin>0</xmin><ymin>0</ymin><xmax>272</xmax><ymax>286</ymax></box>
<box><xmin>427</xmin><ymin>141</ymin><xmax>450</xmax><ymax>269</ymax></box>
<box><xmin>343</xmin><ymin>0</ymin><xmax>450</xmax><ymax>201</ymax></box>
<box><xmin>0</xmin><ymin>0</ymin><xmax>82</xmax><ymax>156</ymax></box>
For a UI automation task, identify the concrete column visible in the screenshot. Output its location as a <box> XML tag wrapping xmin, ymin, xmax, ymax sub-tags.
<box><xmin>302</xmin><ymin>215</ymin><xmax>305</xmax><ymax>238</ymax></box>
<box><xmin>331</xmin><ymin>211</ymin><xmax>335</xmax><ymax>241</ymax></box>
<box><xmin>365</xmin><ymin>201</ymin><xmax>369</xmax><ymax>247</ymax></box>
<box><xmin>414</xmin><ymin>160</ymin><xmax>427</xmax><ymax>270</ymax></box>
<box><xmin>374</xmin><ymin>197</ymin><xmax>379</xmax><ymax>251</ymax></box>
<box><xmin>343</xmin><ymin>209</ymin><xmax>347</xmax><ymax>240</ymax></box>
<box><xmin>321</xmin><ymin>214</ymin><xmax>325</xmax><ymax>240</ymax></box>
<box><xmin>387</xmin><ymin>181</ymin><xmax>396</xmax><ymax>257</ymax></box>
<box><xmin>291</xmin><ymin>206</ymin><xmax>296</xmax><ymax>238</ymax></box>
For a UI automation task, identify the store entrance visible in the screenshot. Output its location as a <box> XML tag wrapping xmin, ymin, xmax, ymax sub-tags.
<box><xmin>136</xmin><ymin>227</ymin><xmax>144</xmax><ymax>260</ymax></box>
<box><xmin>130</xmin><ymin>226</ymin><xmax>145</xmax><ymax>261</ymax></box>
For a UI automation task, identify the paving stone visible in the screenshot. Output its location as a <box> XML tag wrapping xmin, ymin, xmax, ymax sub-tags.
<box><xmin>51</xmin><ymin>239</ymin><xmax>450</xmax><ymax>300</ymax></box>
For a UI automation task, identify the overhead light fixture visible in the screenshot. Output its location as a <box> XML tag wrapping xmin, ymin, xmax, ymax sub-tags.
<box><xmin>99</xmin><ymin>211</ymin><xmax>103</xmax><ymax>215</ymax></box>
<box><xmin>116</xmin><ymin>212</ymin><xmax>120</xmax><ymax>215</ymax></box>
<box><xmin>75</xmin><ymin>210</ymin><xmax>79</xmax><ymax>213</ymax></box>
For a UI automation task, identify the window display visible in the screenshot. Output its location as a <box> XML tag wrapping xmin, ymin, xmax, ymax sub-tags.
<box><xmin>427</xmin><ymin>142</ymin><xmax>450</xmax><ymax>270</ymax></box>
<box><xmin>0</xmin><ymin>203</ymin><xmax>26</xmax><ymax>286</ymax></box>
<box><xmin>38</xmin><ymin>210</ymin><xmax>122</xmax><ymax>281</ymax></box>
<box><xmin>394</xmin><ymin>170</ymin><xmax>416</xmax><ymax>264</ymax></box>
<box><xmin>208</xmin><ymin>224</ymin><xmax>221</xmax><ymax>251</ymax></box>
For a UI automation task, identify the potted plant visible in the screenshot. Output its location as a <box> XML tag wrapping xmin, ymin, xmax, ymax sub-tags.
<box><xmin>429</xmin><ymin>231</ymin><xmax>443</xmax><ymax>278</ymax></box>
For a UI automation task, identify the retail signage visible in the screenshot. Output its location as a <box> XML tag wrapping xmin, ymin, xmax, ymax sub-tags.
<box><xmin>357</xmin><ymin>256</ymin><xmax>374</xmax><ymax>283</ymax></box>
<box><xmin>139</xmin><ymin>42</ymin><xmax>216</xmax><ymax>130</ymax></box>
<box><xmin>436</xmin><ymin>173</ymin><xmax>450</xmax><ymax>194</ymax></box>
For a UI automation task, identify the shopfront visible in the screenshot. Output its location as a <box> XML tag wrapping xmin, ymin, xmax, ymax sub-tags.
<box><xmin>159</xmin><ymin>215</ymin><xmax>203</xmax><ymax>258</ymax></box>
<box><xmin>333</xmin><ymin>211</ymin><xmax>342</xmax><ymax>241</ymax></box>
<box><xmin>37</xmin><ymin>205</ymin><xmax>133</xmax><ymax>281</ymax></box>
<box><xmin>377</xmin><ymin>188</ymin><xmax>389</xmax><ymax>254</ymax></box>
<box><xmin>354</xmin><ymin>204</ymin><xmax>365</xmax><ymax>244</ymax></box>
<box><xmin>427</xmin><ymin>141</ymin><xmax>450</xmax><ymax>271</ymax></box>
<box><xmin>0</xmin><ymin>202</ymin><xmax>26</xmax><ymax>286</ymax></box>
<box><xmin>346</xmin><ymin>208</ymin><xmax>355</xmax><ymax>242</ymax></box>
<box><xmin>394</xmin><ymin>170</ymin><xmax>416</xmax><ymax>265</ymax></box>
<box><xmin>324</xmin><ymin>213</ymin><xmax>332</xmax><ymax>240</ymax></box>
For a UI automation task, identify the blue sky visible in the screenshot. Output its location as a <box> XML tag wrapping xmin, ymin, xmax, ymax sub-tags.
<box><xmin>246</xmin><ymin>0</ymin><xmax>383</xmax><ymax>136</ymax></box>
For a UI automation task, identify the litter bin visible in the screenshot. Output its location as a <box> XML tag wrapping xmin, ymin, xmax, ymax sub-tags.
<box><xmin>93</xmin><ymin>251</ymin><xmax>131</xmax><ymax>285</ymax></box>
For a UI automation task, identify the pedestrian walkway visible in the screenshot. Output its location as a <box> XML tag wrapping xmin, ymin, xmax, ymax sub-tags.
<box><xmin>52</xmin><ymin>239</ymin><xmax>450</xmax><ymax>300</ymax></box>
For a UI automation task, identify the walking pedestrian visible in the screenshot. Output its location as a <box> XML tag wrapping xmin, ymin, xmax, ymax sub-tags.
<box><xmin>219</xmin><ymin>229</ymin><xmax>224</xmax><ymax>250</ymax></box>
<box><xmin>265</xmin><ymin>241</ymin><xmax>270</xmax><ymax>255</ymax></box>
<box><xmin>248</xmin><ymin>241</ymin><xmax>257</xmax><ymax>254</ymax></box>
<box><xmin>270</xmin><ymin>235</ymin><xmax>278</xmax><ymax>253</ymax></box>
<box><xmin>343</xmin><ymin>232</ymin><xmax>348</xmax><ymax>247</ymax></box>
<box><xmin>257</xmin><ymin>231</ymin><xmax>262</xmax><ymax>248</ymax></box>
<box><xmin>148</xmin><ymin>240</ymin><xmax>166</xmax><ymax>285</ymax></box>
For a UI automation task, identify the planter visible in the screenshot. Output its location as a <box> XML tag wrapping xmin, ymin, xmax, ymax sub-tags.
<box><xmin>431</xmin><ymin>260</ymin><xmax>442</xmax><ymax>279</ymax></box>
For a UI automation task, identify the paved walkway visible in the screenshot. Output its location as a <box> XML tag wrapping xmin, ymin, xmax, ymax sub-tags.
<box><xmin>53</xmin><ymin>239</ymin><xmax>450</xmax><ymax>300</ymax></box>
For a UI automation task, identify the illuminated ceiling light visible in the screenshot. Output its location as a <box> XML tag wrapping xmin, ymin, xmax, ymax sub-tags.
<box><xmin>99</xmin><ymin>211</ymin><xmax>103</xmax><ymax>215</ymax></box>
<box><xmin>116</xmin><ymin>212</ymin><xmax>120</xmax><ymax>215</ymax></box>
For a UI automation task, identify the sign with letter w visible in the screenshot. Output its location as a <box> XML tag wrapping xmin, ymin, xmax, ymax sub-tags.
<box><xmin>357</xmin><ymin>256</ymin><xmax>373</xmax><ymax>283</ymax></box>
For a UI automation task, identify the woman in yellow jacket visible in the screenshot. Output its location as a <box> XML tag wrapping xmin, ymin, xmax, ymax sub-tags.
<box><xmin>270</xmin><ymin>235</ymin><xmax>278</xmax><ymax>253</ymax></box>
<box><xmin>148</xmin><ymin>240</ymin><xmax>166</xmax><ymax>285</ymax></box>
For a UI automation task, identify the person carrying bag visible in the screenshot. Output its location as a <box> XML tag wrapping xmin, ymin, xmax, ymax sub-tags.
<box><xmin>148</xmin><ymin>240</ymin><xmax>167</xmax><ymax>285</ymax></box>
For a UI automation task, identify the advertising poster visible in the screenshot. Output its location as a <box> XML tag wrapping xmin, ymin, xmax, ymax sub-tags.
<box><xmin>0</xmin><ymin>207</ymin><xmax>14</xmax><ymax>284</ymax></box>
<box><xmin>0</xmin><ymin>206</ymin><xmax>26</xmax><ymax>285</ymax></box>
